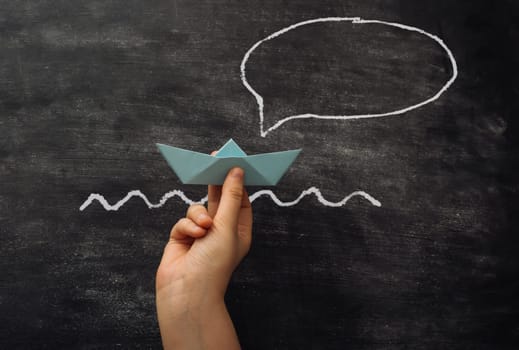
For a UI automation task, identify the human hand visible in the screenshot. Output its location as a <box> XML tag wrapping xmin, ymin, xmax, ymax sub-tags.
<box><xmin>156</xmin><ymin>167</ymin><xmax>252</xmax><ymax>349</ymax></box>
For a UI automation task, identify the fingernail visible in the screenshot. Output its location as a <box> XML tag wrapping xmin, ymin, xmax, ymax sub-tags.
<box><xmin>197</xmin><ymin>213</ymin><xmax>211</xmax><ymax>222</ymax></box>
<box><xmin>231</xmin><ymin>167</ymin><xmax>244</xmax><ymax>179</ymax></box>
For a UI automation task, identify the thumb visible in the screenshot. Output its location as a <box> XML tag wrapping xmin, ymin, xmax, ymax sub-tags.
<box><xmin>213</xmin><ymin>167</ymin><xmax>244</xmax><ymax>232</ymax></box>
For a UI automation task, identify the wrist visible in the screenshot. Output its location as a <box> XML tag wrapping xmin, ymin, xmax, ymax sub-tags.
<box><xmin>156</xmin><ymin>271</ymin><xmax>226</xmax><ymax>317</ymax></box>
<box><xmin>156</xmin><ymin>278</ymin><xmax>232</xmax><ymax>350</ymax></box>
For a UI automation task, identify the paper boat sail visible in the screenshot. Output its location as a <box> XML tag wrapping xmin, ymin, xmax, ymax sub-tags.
<box><xmin>156</xmin><ymin>139</ymin><xmax>301</xmax><ymax>185</ymax></box>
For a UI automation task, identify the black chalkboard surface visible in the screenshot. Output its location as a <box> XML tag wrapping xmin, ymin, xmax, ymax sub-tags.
<box><xmin>2</xmin><ymin>1</ymin><xmax>518</xmax><ymax>349</ymax></box>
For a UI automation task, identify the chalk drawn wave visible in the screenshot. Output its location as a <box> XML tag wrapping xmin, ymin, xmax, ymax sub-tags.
<box><xmin>79</xmin><ymin>187</ymin><xmax>381</xmax><ymax>211</ymax></box>
<box><xmin>240</xmin><ymin>17</ymin><xmax>459</xmax><ymax>137</ymax></box>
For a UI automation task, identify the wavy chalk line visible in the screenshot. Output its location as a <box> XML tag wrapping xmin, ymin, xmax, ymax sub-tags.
<box><xmin>79</xmin><ymin>187</ymin><xmax>381</xmax><ymax>211</ymax></box>
<box><xmin>240</xmin><ymin>17</ymin><xmax>459</xmax><ymax>137</ymax></box>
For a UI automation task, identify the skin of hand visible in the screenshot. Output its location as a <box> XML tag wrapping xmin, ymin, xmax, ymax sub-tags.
<box><xmin>156</xmin><ymin>167</ymin><xmax>252</xmax><ymax>350</ymax></box>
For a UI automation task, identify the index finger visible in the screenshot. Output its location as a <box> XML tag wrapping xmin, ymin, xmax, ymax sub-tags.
<box><xmin>213</xmin><ymin>167</ymin><xmax>245</xmax><ymax>231</ymax></box>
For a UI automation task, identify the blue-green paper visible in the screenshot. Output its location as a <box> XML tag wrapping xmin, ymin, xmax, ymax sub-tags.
<box><xmin>156</xmin><ymin>139</ymin><xmax>301</xmax><ymax>185</ymax></box>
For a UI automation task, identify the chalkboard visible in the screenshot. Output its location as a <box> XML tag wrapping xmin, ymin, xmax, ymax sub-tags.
<box><xmin>2</xmin><ymin>1</ymin><xmax>518</xmax><ymax>349</ymax></box>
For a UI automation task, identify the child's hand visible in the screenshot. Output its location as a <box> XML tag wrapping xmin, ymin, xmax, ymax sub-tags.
<box><xmin>156</xmin><ymin>167</ymin><xmax>252</xmax><ymax>350</ymax></box>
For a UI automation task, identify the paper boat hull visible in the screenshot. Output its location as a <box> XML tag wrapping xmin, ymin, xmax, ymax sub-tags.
<box><xmin>157</xmin><ymin>143</ymin><xmax>301</xmax><ymax>186</ymax></box>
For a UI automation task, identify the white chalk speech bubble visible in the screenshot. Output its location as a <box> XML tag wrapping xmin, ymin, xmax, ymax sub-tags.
<box><xmin>240</xmin><ymin>17</ymin><xmax>459</xmax><ymax>137</ymax></box>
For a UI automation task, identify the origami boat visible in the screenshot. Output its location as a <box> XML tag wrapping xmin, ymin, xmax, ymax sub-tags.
<box><xmin>156</xmin><ymin>139</ymin><xmax>301</xmax><ymax>185</ymax></box>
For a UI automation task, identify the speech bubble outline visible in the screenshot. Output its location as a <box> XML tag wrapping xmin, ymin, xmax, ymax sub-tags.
<box><xmin>240</xmin><ymin>17</ymin><xmax>459</xmax><ymax>137</ymax></box>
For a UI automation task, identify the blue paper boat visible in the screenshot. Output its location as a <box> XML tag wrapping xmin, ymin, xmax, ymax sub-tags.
<box><xmin>156</xmin><ymin>139</ymin><xmax>301</xmax><ymax>185</ymax></box>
